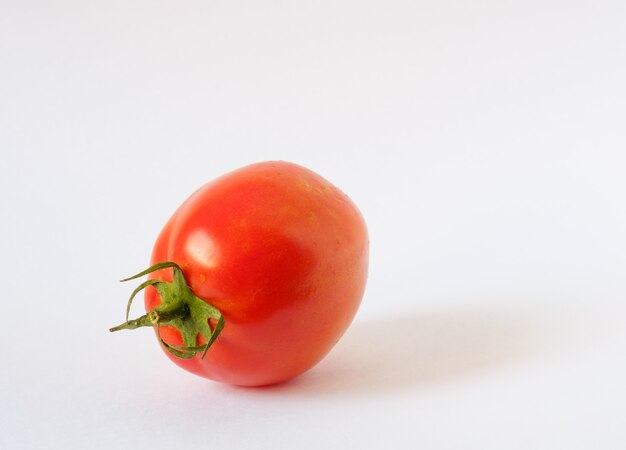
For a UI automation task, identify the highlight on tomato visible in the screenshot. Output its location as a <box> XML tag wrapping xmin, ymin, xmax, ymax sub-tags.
<box><xmin>110</xmin><ymin>161</ymin><xmax>368</xmax><ymax>386</ymax></box>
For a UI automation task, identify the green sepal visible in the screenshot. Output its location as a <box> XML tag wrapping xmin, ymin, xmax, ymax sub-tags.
<box><xmin>110</xmin><ymin>262</ymin><xmax>225</xmax><ymax>359</ymax></box>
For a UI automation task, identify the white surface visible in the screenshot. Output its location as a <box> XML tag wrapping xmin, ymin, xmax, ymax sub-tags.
<box><xmin>1</xmin><ymin>1</ymin><xmax>625</xmax><ymax>448</ymax></box>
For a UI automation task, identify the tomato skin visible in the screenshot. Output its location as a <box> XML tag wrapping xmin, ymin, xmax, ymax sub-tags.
<box><xmin>145</xmin><ymin>161</ymin><xmax>368</xmax><ymax>386</ymax></box>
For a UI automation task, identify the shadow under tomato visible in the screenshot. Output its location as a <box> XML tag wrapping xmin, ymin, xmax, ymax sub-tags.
<box><xmin>254</xmin><ymin>305</ymin><xmax>529</xmax><ymax>397</ymax></box>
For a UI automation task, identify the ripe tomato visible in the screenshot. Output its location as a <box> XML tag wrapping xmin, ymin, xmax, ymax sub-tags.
<box><xmin>111</xmin><ymin>161</ymin><xmax>368</xmax><ymax>386</ymax></box>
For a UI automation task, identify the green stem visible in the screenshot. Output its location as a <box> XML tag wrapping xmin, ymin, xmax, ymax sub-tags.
<box><xmin>109</xmin><ymin>262</ymin><xmax>224</xmax><ymax>359</ymax></box>
<box><xmin>109</xmin><ymin>305</ymin><xmax>190</xmax><ymax>332</ymax></box>
<box><xmin>109</xmin><ymin>314</ymin><xmax>152</xmax><ymax>332</ymax></box>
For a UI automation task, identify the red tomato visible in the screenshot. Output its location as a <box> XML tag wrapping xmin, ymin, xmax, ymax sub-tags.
<box><xmin>112</xmin><ymin>161</ymin><xmax>368</xmax><ymax>386</ymax></box>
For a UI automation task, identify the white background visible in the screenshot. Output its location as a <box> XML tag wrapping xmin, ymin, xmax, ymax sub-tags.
<box><xmin>1</xmin><ymin>0</ymin><xmax>625</xmax><ymax>448</ymax></box>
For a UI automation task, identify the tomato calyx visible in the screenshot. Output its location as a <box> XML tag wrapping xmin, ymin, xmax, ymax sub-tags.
<box><xmin>109</xmin><ymin>262</ymin><xmax>225</xmax><ymax>360</ymax></box>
